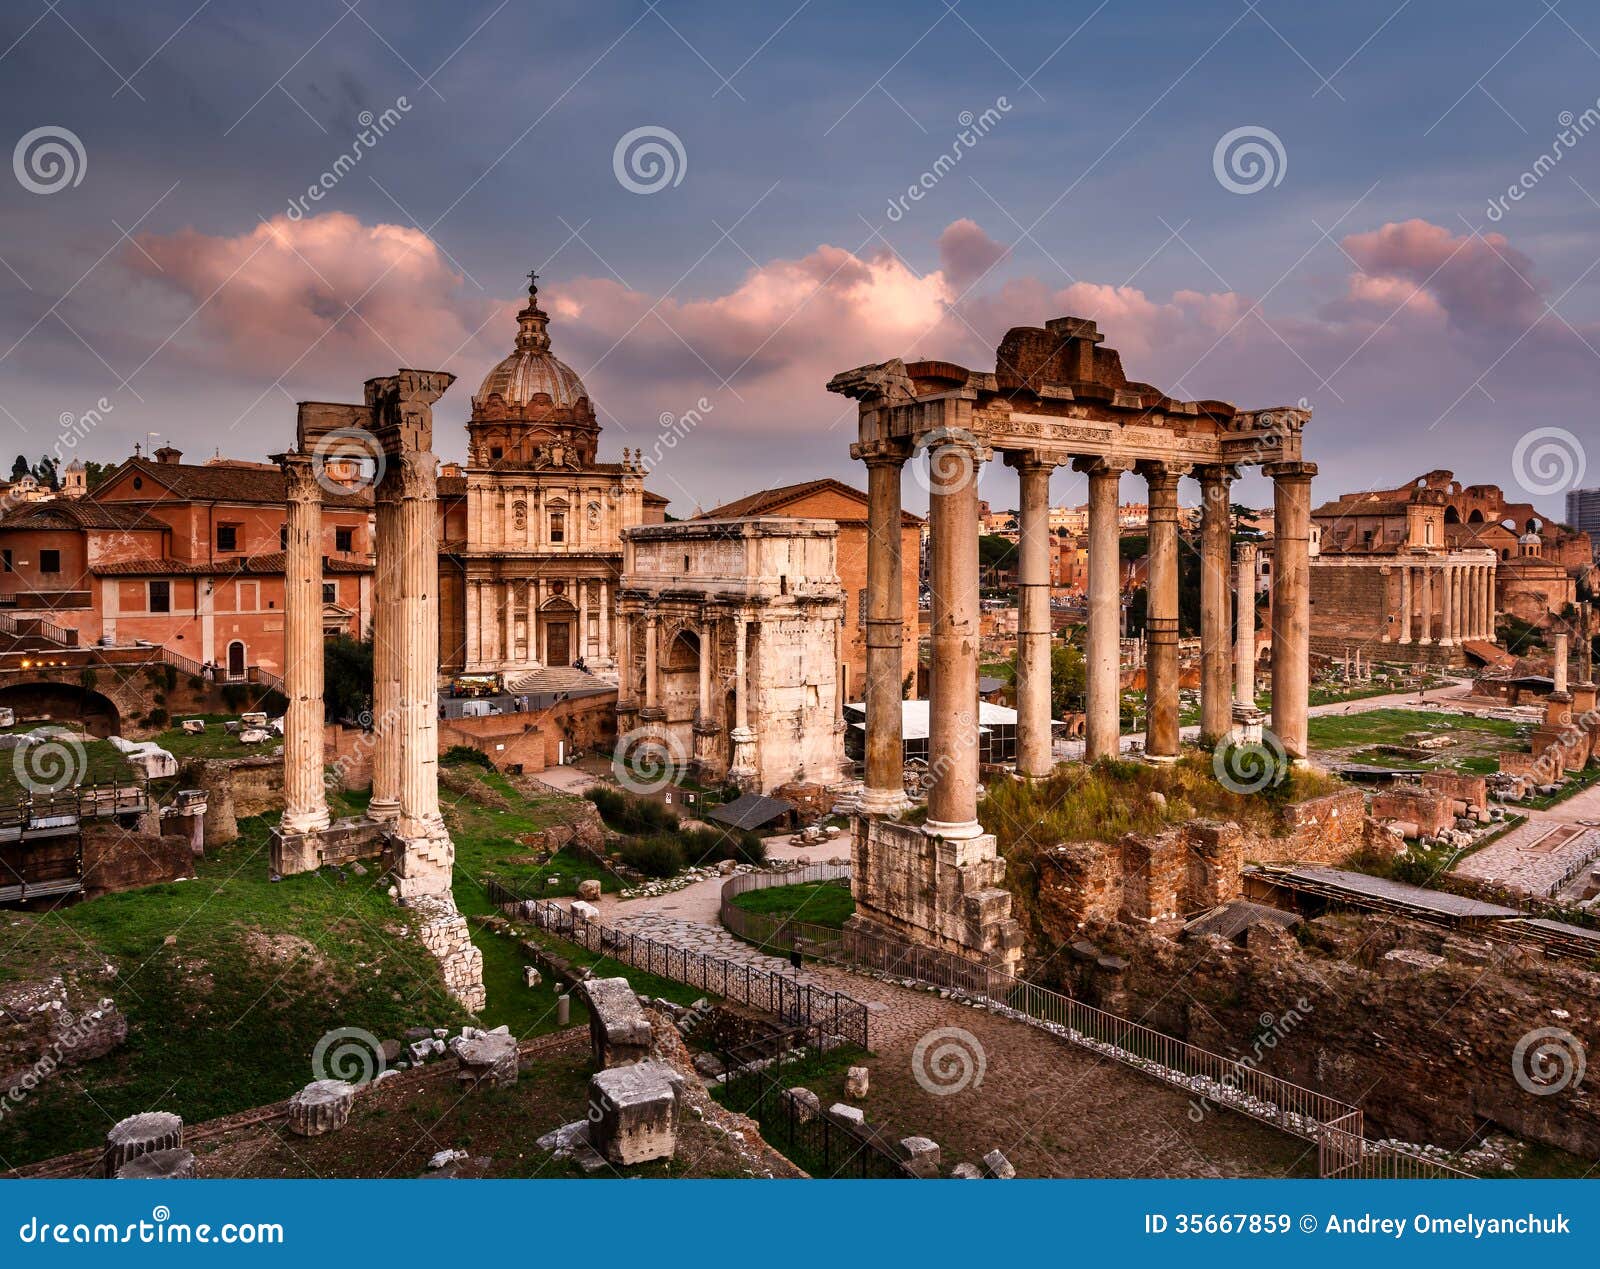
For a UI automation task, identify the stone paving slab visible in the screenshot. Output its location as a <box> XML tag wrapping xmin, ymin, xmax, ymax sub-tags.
<box><xmin>1453</xmin><ymin>822</ymin><xmax>1600</xmax><ymax>897</ymax></box>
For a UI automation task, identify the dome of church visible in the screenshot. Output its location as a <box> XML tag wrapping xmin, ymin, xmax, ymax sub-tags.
<box><xmin>473</xmin><ymin>275</ymin><xmax>589</xmax><ymax>410</ymax></box>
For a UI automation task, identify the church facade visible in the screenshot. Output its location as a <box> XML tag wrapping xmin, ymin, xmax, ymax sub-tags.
<box><xmin>438</xmin><ymin>276</ymin><xmax>667</xmax><ymax>682</ymax></box>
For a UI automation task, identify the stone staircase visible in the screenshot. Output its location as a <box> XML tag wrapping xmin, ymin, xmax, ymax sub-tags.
<box><xmin>503</xmin><ymin>666</ymin><xmax>605</xmax><ymax>696</ymax></box>
<box><xmin>828</xmin><ymin>779</ymin><xmax>864</xmax><ymax>816</ymax></box>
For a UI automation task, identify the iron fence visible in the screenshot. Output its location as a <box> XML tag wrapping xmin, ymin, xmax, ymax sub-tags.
<box><xmin>491</xmin><ymin>887</ymin><xmax>870</xmax><ymax>1050</ymax></box>
<box><xmin>716</xmin><ymin>869</ymin><xmax>1476</xmax><ymax>1179</ymax></box>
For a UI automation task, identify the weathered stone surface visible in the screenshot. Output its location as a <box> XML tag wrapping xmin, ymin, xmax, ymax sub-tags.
<box><xmin>576</xmin><ymin>879</ymin><xmax>603</xmax><ymax>902</ymax></box>
<box><xmin>114</xmin><ymin>1148</ymin><xmax>195</xmax><ymax>1180</ymax></box>
<box><xmin>900</xmin><ymin>1136</ymin><xmax>940</xmax><ymax>1178</ymax></box>
<box><xmin>844</xmin><ymin>1065</ymin><xmax>869</xmax><ymax>1099</ymax></box>
<box><xmin>412</xmin><ymin>894</ymin><xmax>487</xmax><ymax>1013</ymax></box>
<box><xmin>450</xmin><ymin>1031</ymin><xmax>519</xmax><ymax>1087</ymax></box>
<box><xmin>827</xmin><ymin>1102</ymin><xmax>865</xmax><ymax>1129</ymax></box>
<box><xmin>588</xmin><ymin>1061</ymin><xmax>680</xmax><ymax>1166</ymax></box>
<box><xmin>522</xmin><ymin>965</ymin><xmax>542</xmax><ymax>989</ymax></box>
<box><xmin>784</xmin><ymin>1087</ymin><xmax>820</xmax><ymax>1122</ymax></box>
<box><xmin>579</xmin><ymin>976</ymin><xmax>653</xmax><ymax>1068</ymax></box>
<box><xmin>287</xmin><ymin>1079</ymin><xmax>355</xmax><ymax>1136</ymax></box>
<box><xmin>104</xmin><ymin>1111</ymin><xmax>183</xmax><ymax>1177</ymax></box>
<box><xmin>571</xmin><ymin>899</ymin><xmax>600</xmax><ymax>922</ymax></box>
<box><xmin>983</xmin><ymin>1147</ymin><xmax>1016</xmax><ymax>1179</ymax></box>
<box><xmin>950</xmin><ymin>1162</ymin><xmax>983</xmax><ymax>1179</ymax></box>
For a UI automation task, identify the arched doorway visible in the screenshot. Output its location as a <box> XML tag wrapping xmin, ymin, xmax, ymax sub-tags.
<box><xmin>540</xmin><ymin>599</ymin><xmax>577</xmax><ymax>667</ymax></box>
<box><xmin>227</xmin><ymin>640</ymin><xmax>247</xmax><ymax>680</ymax></box>
<box><xmin>0</xmin><ymin>682</ymin><xmax>121</xmax><ymax>737</ymax></box>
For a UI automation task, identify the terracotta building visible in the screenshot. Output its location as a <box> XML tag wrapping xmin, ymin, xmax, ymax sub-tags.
<box><xmin>1312</xmin><ymin>471</ymin><xmax>1590</xmax><ymax>649</ymax></box>
<box><xmin>0</xmin><ymin>446</ymin><xmax>373</xmax><ymax>680</ymax></box>
<box><xmin>694</xmin><ymin>478</ymin><xmax>922</xmax><ymax>704</ymax></box>
<box><xmin>438</xmin><ymin>275</ymin><xmax>668</xmax><ymax>681</ymax></box>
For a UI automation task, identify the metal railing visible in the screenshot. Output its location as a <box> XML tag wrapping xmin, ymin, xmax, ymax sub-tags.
<box><xmin>716</xmin><ymin>869</ymin><xmax>1475</xmax><ymax>1179</ymax></box>
<box><xmin>0</xmin><ymin>781</ymin><xmax>148</xmax><ymax>837</ymax></box>
<box><xmin>491</xmin><ymin>888</ymin><xmax>870</xmax><ymax>1050</ymax></box>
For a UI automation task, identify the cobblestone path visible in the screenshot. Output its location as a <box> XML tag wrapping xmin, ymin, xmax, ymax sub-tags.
<box><xmin>611</xmin><ymin>913</ymin><xmax>1311</xmax><ymax>1178</ymax></box>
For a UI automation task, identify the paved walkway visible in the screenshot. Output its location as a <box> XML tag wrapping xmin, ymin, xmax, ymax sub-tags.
<box><xmin>601</xmin><ymin>908</ymin><xmax>1307</xmax><ymax>1176</ymax></box>
<box><xmin>1453</xmin><ymin>819</ymin><xmax>1600</xmax><ymax>899</ymax></box>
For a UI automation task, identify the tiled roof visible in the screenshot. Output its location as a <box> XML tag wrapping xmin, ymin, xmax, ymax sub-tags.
<box><xmin>698</xmin><ymin>477</ymin><xmax>922</xmax><ymax>525</ymax></box>
<box><xmin>93</xmin><ymin>551</ymin><xmax>371</xmax><ymax>577</ymax></box>
<box><xmin>0</xmin><ymin>500</ymin><xmax>165</xmax><ymax>532</ymax></box>
<box><xmin>93</xmin><ymin>457</ymin><xmax>373</xmax><ymax>508</ymax></box>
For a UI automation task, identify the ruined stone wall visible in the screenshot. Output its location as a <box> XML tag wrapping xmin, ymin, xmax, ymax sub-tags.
<box><xmin>1276</xmin><ymin>789</ymin><xmax>1367</xmax><ymax>863</ymax></box>
<box><xmin>81</xmin><ymin>825</ymin><xmax>195</xmax><ymax>897</ymax></box>
<box><xmin>1420</xmin><ymin>771</ymin><xmax>1488</xmax><ymax>815</ymax></box>
<box><xmin>1369</xmin><ymin>789</ymin><xmax>1456</xmax><ymax>838</ymax></box>
<box><xmin>1064</xmin><ymin>915</ymin><xmax>1600</xmax><ymax>1157</ymax></box>
<box><xmin>181</xmin><ymin>755</ymin><xmax>283</xmax><ymax>847</ymax></box>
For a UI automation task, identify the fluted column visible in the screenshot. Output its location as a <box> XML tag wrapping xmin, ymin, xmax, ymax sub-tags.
<box><xmin>1398</xmin><ymin>565</ymin><xmax>1413</xmax><ymax>644</ymax></box>
<box><xmin>729</xmin><ymin>615</ymin><xmax>757</xmax><ymax>787</ymax></box>
<box><xmin>1198</xmin><ymin>466</ymin><xmax>1234</xmax><ymax>742</ymax></box>
<box><xmin>598</xmin><ymin>580</ymin><xmax>611</xmax><ymax>664</ymax></box>
<box><xmin>1009</xmin><ymin>451</ymin><xmax>1053</xmax><ymax>778</ymax></box>
<box><xmin>1266</xmin><ymin>461</ymin><xmax>1317</xmax><ymax>763</ymax></box>
<box><xmin>368</xmin><ymin>476</ymin><xmax>401</xmax><ymax>822</ymax></box>
<box><xmin>1076</xmin><ymin>458</ymin><xmax>1124</xmax><ymax>760</ymax></box>
<box><xmin>859</xmin><ymin>447</ymin><xmax>909</xmax><ymax>813</ymax></box>
<box><xmin>1418</xmin><ymin>566</ymin><xmax>1434</xmax><ymax>645</ymax></box>
<box><xmin>392</xmin><ymin>453</ymin><xmax>451</xmax><ymax>893</ymax></box>
<box><xmin>1235</xmin><ymin>542</ymin><xmax>1257</xmax><ymax>705</ymax></box>
<box><xmin>617</xmin><ymin>610</ymin><xmax>636</xmax><ymax>711</ymax></box>
<box><xmin>1142</xmin><ymin>462</ymin><xmax>1184</xmax><ymax>761</ymax></box>
<box><xmin>503</xmin><ymin>581</ymin><xmax>517</xmax><ymax>663</ymax></box>
<box><xmin>280</xmin><ymin>454</ymin><xmax>331</xmax><ymax>837</ymax></box>
<box><xmin>643</xmin><ymin>611</ymin><xmax>661</xmax><ymax>718</ymax></box>
<box><xmin>926</xmin><ymin>429</ymin><xmax>984</xmax><ymax>838</ymax></box>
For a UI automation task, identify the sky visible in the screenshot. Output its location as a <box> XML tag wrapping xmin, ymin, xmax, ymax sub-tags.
<box><xmin>1</xmin><ymin>0</ymin><xmax>1597</xmax><ymax>519</ymax></box>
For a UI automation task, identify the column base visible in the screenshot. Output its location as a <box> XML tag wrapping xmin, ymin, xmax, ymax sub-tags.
<box><xmin>728</xmin><ymin>726</ymin><xmax>758</xmax><ymax>791</ymax></box>
<box><xmin>367</xmin><ymin>798</ymin><xmax>400</xmax><ymax>824</ymax></box>
<box><xmin>857</xmin><ymin>786</ymin><xmax>909</xmax><ymax>816</ymax></box>
<box><xmin>1230</xmin><ymin>703</ymin><xmax>1266</xmax><ymax>746</ymax></box>
<box><xmin>850</xmin><ymin>817</ymin><xmax>1022</xmax><ymax>972</ymax></box>
<box><xmin>389</xmin><ymin>820</ymin><xmax>456</xmax><ymax>901</ymax></box>
<box><xmin>1142</xmin><ymin>753</ymin><xmax>1178</xmax><ymax>766</ymax></box>
<box><xmin>923</xmin><ymin>817</ymin><xmax>985</xmax><ymax>841</ymax></box>
<box><xmin>281</xmin><ymin>808</ymin><xmax>331</xmax><ymax>837</ymax></box>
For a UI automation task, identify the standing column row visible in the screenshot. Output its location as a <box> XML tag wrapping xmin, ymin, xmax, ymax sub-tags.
<box><xmin>1008</xmin><ymin>452</ymin><xmax>1054</xmax><ymax>779</ymax></box>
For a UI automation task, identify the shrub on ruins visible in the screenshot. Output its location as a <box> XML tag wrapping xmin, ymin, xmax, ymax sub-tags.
<box><xmin>680</xmin><ymin>826</ymin><xmax>766</xmax><ymax>868</ymax></box>
<box><xmin>441</xmin><ymin>745</ymin><xmax>493</xmax><ymax>769</ymax></box>
<box><xmin>585</xmin><ymin>787</ymin><xmax>680</xmax><ymax>836</ymax></box>
<box><xmin>616</xmin><ymin>834</ymin><xmax>685</xmax><ymax>877</ymax></box>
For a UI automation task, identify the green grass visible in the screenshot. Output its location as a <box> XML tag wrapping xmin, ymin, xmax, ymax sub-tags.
<box><xmin>1520</xmin><ymin>762</ymin><xmax>1600</xmax><ymax>810</ymax></box>
<box><xmin>151</xmin><ymin>714</ymin><xmax>277</xmax><ymax>761</ymax></box>
<box><xmin>730</xmin><ymin>881</ymin><xmax>855</xmax><ymax>930</ymax></box>
<box><xmin>0</xmin><ymin>802</ymin><xmax>467</xmax><ymax>1168</ymax></box>
<box><xmin>511</xmin><ymin>924</ymin><xmax>710</xmax><ymax>1008</ymax></box>
<box><xmin>0</xmin><ymin>734</ymin><xmax>134</xmax><ymax>801</ymax></box>
<box><xmin>1307</xmin><ymin>708</ymin><xmax>1523</xmax><ymax>751</ymax></box>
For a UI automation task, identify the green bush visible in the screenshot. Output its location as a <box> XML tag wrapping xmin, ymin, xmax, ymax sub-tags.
<box><xmin>78</xmin><ymin>667</ymin><xmax>98</xmax><ymax>692</ymax></box>
<box><xmin>616</xmin><ymin>835</ymin><xmax>685</xmax><ymax>877</ymax></box>
<box><xmin>441</xmin><ymin>745</ymin><xmax>492</xmax><ymax>769</ymax></box>
<box><xmin>585</xmin><ymin>787</ymin><xmax>680</xmax><ymax>835</ymax></box>
<box><xmin>143</xmin><ymin>708</ymin><xmax>169</xmax><ymax>729</ymax></box>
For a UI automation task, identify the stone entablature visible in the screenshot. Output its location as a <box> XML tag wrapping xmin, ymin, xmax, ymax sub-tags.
<box><xmin>619</xmin><ymin>517</ymin><xmax>845</xmax><ymax>793</ymax></box>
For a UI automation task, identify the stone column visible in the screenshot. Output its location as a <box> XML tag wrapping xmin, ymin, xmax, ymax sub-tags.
<box><xmin>642</xmin><ymin>612</ymin><xmax>662</xmax><ymax>720</ymax></box>
<box><xmin>1427</xmin><ymin>563</ymin><xmax>1440</xmax><ymax>643</ymax></box>
<box><xmin>392</xmin><ymin>453</ymin><xmax>452</xmax><ymax>899</ymax></box>
<box><xmin>279</xmin><ymin>453</ymin><xmax>330</xmax><ymax>839</ymax></box>
<box><xmin>729</xmin><ymin>615</ymin><xmax>757</xmax><ymax>788</ymax></box>
<box><xmin>1198</xmin><ymin>466</ymin><xmax>1234</xmax><ymax>742</ymax></box>
<box><xmin>925</xmin><ymin>429</ymin><xmax>984</xmax><ymax>838</ymax></box>
<box><xmin>1554</xmin><ymin>631</ymin><xmax>1570</xmax><ymax>696</ymax></box>
<box><xmin>368</xmin><ymin>476</ymin><xmax>401</xmax><ymax>823</ymax></box>
<box><xmin>616</xmin><ymin>610</ymin><xmax>636</xmax><ymax>711</ymax></box>
<box><xmin>1265</xmin><ymin>462</ymin><xmax>1317</xmax><ymax>763</ymax></box>
<box><xmin>1235</xmin><ymin>543</ymin><xmax>1257</xmax><ymax>706</ymax></box>
<box><xmin>1076</xmin><ymin>459</ymin><xmax>1123</xmax><ymax>760</ymax></box>
<box><xmin>1008</xmin><ymin>451</ymin><xmax>1053</xmax><ymax>778</ymax></box>
<box><xmin>598</xmin><ymin>580</ymin><xmax>611</xmax><ymax>665</ymax></box>
<box><xmin>1141</xmin><ymin>462</ymin><xmax>1184</xmax><ymax>761</ymax></box>
<box><xmin>577</xmin><ymin>581</ymin><xmax>589</xmax><ymax>660</ymax></box>
<box><xmin>1398</xmin><ymin>564</ymin><xmax>1412</xmax><ymax>644</ymax></box>
<box><xmin>1442</xmin><ymin>565</ymin><xmax>1457</xmax><ymax>647</ymax></box>
<box><xmin>497</xmin><ymin>581</ymin><xmax>511</xmax><ymax>663</ymax></box>
<box><xmin>860</xmin><ymin>447</ymin><xmax>908</xmax><ymax>813</ymax></box>
<box><xmin>692</xmin><ymin>615</ymin><xmax>721</xmax><ymax>780</ymax></box>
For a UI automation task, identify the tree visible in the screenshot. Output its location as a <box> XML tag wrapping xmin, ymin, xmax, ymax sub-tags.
<box><xmin>1003</xmin><ymin>641</ymin><xmax>1087</xmax><ymax>717</ymax></box>
<box><xmin>9</xmin><ymin>455</ymin><xmax>27</xmax><ymax>482</ymax></box>
<box><xmin>82</xmin><ymin>460</ymin><xmax>114</xmax><ymax>490</ymax></box>
<box><xmin>33</xmin><ymin>456</ymin><xmax>58</xmax><ymax>490</ymax></box>
<box><xmin>323</xmin><ymin>636</ymin><xmax>374</xmax><ymax>724</ymax></box>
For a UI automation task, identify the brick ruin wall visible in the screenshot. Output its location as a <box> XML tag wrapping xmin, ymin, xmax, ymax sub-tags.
<box><xmin>1059</xmin><ymin>914</ymin><xmax>1600</xmax><ymax>1158</ymax></box>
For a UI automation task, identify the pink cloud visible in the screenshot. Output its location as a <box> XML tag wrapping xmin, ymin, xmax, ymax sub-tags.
<box><xmin>938</xmin><ymin>218</ymin><xmax>1009</xmax><ymax>291</ymax></box>
<box><xmin>1336</xmin><ymin>218</ymin><xmax>1542</xmax><ymax>331</ymax></box>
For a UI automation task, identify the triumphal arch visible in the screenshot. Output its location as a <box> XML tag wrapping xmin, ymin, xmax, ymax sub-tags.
<box><xmin>830</xmin><ymin>315</ymin><xmax>1315</xmax><ymax>969</ymax></box>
